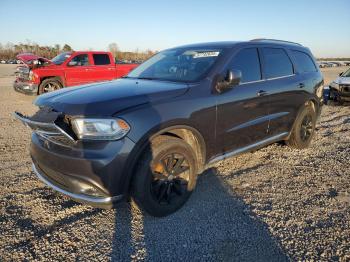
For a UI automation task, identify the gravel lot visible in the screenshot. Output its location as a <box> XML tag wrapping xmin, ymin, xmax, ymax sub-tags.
<box><xmin>0</xmin><ymin>64</ymin><xmax>349</xmax><ymax>261</ymax></box>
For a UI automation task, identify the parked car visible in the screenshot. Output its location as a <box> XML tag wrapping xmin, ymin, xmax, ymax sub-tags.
<box><xmin>15</xmin><ymin>39</ymin><xmax>324</xmax><ymax>217</ymax></box>
<box><xmin>0</xmin><ymin>60</ymin><xmax>6</xmax><ymax>64</ymax></box>
<box><xmin>327</xmin><ymin>68</ymin><xmax>350</xmax><ymax>103</ymax></box>
<box><xmin>13</xmin><ymin>51</ymin><xmax>138</xmax><ymax>95</ymax></box>
<box><xmin>318</xmin><ymin>62</ymin><xmax>327</xmax><ymax>68</ymax></box>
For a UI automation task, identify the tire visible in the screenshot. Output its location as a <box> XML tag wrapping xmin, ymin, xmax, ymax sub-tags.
<box><xmin>38</xmin><ymin>77</ymin><xmax>63</xmax><ymax>95</ymax></box>
<box><xmin>286</xmin><ymin>103</ymin><xmax>316</xmax><ymax>149</ymax></box>
<box><xmin>132</xmin><ymin>136</ymin><xmax>198</xmax><ymax>217</ymax></box>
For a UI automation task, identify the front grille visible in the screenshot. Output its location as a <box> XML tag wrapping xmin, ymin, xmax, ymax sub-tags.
<box><xmin>37</xmin><ymin>133</ymin><xmax>75</xmax><ymax>147</ymax></box>
<box><xmin>341</xmin><ymin>84</ymin><xmax>350</xmax><ymax>94</ymax></box>
<box><xmin>15</xmin><ymin>67</ymin><xmax>29</xmax><ymax>80</ymax></box>
<box><xmin>14</xmin><ymin>110</ymin><xmax>76</xmax><ymax>146</ymax></box>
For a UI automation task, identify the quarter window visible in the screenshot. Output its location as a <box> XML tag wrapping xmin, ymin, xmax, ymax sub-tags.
<box><xmin>262</xmin><ymin>48</ymin><xmax>293</xmax><ymax>79</ymax></box>
<box><xmin>229</xmin><ymin>48</ymin><xmax>261</xmax><ymax>83</ymax></box>
<box><xmin>292</xmin><ymin>50</ymin><xmax>317</xmax><ymax>73</ymax></box>
<box><xmin>93</xmin><ymin>54</ymin><xmax>111</xmax><ymax>65</ymax></box>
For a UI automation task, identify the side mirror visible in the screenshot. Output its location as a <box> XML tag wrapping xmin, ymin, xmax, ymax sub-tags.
<box><xmin>215</xmin><ymin>69</ymin><xmax>242</xmax><ymax>93</ymax></box>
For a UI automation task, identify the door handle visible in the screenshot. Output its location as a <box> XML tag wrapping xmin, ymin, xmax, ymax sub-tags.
<box><xmin>85</xmin><ymin>68</ymin><xmax>92</xmax><ymax>71</ymax></box>
<box><xmin>257</xmin><ymin>90</ymin><xmax>268</xmax><ymax>97</ymax></box>
<box><xmin>108</xmin><ymin>68</ymin><xmax>114</xmax><ymax>70</ymax></box>
<box><xmin>298</xmin><ymin>83</ymin><xmax>305</xmax><ymax>88</ymax></box>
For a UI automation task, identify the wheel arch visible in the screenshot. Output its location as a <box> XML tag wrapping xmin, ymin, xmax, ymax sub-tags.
<box><xmin>123</xmin><ymin>124</ymin><xmax>207</xmax><ymax>196</ymax></box>
<box><xmin>286</xmin><ymin>98</ymin><xmax>319</xmax><ymax>140</ymax></box>
<box><xmin>38</xmin><ymin>76</ymin><xmax>65</xmax><ymax>94</ymax></box>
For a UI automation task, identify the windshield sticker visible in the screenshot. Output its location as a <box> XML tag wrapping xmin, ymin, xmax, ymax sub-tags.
<box><xmin>193</xmin><ymin>51</ymin><xmax>220</xmax><ymax>58</ymax></box>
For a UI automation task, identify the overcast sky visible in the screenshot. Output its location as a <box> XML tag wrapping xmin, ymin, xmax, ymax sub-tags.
<box><xmin>0</xmin><ymin>0</ymin><xmax>349</xmax><ymax>57</ymax></box>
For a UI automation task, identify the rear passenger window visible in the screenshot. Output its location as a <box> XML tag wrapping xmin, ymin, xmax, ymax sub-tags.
<box><xmin>93</xmin><ymin>54</ymin><xmax>111</xmax><ymax>65</ymax></box>
<box><xmin>229</xmin><ymin>48</ymin><xmax>261</xmax><ymax>83</ymax></box>
<box><xmin>292</xmin><ymin>50</ymin><xmax>317</xmax><ymax>73</ymax></box>
<box><xmin>262</xmin><ymin>48</ymin><xmax>293</xmax><ymax>79</ymax></box>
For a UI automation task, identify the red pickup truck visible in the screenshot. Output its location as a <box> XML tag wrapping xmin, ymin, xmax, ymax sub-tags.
<box><xmin>14</xmin><ymin>51</ymin><xmax>138</xmax><ymax>95</ymax></box>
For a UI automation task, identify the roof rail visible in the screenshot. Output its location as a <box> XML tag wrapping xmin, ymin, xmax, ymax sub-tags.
<box><xmin>250</xmin><ymin>38</ymin><xmax>302</xmax><ymax>46</ymax></box>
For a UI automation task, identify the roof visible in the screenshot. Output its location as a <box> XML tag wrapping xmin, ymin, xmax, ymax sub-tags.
<box><xmin>168</xmin><ymin>39</ymin><xmax>304</xmax><ymax>50</ymax></box>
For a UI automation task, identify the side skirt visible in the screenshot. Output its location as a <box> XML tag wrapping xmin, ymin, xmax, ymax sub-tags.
<box><xmin>207</xmin><ymin>132</ymin><xmax>289</xmax><ymax>165</ymax></box>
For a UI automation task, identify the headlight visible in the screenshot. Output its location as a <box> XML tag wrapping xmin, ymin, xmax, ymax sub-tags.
<box><xmin>29</xmin><ymin>70</ymin><xmax>34</xmax><ymax>81</ymax></box>
<box><xmin>71</xmin><ymin>118</ymin><xmax>130</xmax><ymax>140</ymax></box>
<box><xmin>329</xmin><ymin>82</ymin><xmax>339</xmax><ymax>90</ymax></box>
<box><xmin>29</xmin><ymin>70</ymin><xmax>37</xmax><ymax>81</ymax></box>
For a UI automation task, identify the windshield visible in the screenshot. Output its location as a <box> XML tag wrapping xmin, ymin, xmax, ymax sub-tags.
<box><xmin>51</xmin><ymin>52</ymin><xmax>72</xmax><ymax>65</ymax></box>
<box><xmin>342</xmin><ymin>68</ymin><xmax>350</xmax><ymax>77</ymax></box>
<box><xmin>127</xmin><ymin>48</ymin><xmax>223</xmax><ymax>82</ymax></box>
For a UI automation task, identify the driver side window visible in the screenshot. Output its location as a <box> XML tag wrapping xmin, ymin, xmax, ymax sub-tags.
<box><xmin>68</xmin><ymin>54</ymin><xmax>90</xmax><ymax>66</ymax></box>
<box><xmin>228</xmin><ymin>48</ymin><xmax>262</xmax><ymax>83</ymax></box>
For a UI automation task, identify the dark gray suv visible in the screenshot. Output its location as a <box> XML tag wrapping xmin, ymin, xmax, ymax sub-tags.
<box><xmin>15</xmin><ymin>39</ymin><xmax>324</xmax><ymax>217</ymax></box>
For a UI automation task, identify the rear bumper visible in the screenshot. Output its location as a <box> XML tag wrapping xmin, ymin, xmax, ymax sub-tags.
<box><xmin>13</xmin><ymin>79</ymin><xmax>38</xmax><ymax>95</ymax></box>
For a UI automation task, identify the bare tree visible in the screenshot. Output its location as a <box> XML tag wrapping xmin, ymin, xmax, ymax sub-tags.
<box><xmin>62</xmin><ymin>44</ymin><xmax>73</xmax><ymax>52</ymax></box>
<box><xmin>108</xmin><ymin>42</ymin><xmax>119</xmax><ymax>58</ymax></box>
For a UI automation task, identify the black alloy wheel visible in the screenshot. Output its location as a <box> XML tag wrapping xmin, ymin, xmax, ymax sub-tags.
<box><xmin>286</xmin><ymin>103</ymin><xmax>316</xmax><ymax>149</ymax></box>
<box><xmin>151</xmin><ymin>153</ymin><xmax>190</xmax><ymax>205</ymax></box>
<box><xmin>300</xmin><ymin>114</ymin><xmax>313</xmax><ymax>142</ymax></box>
<box><xmin>132</xmin><ymin>136</ymin><xmax>198</xmax><ymax>217</ymax></box>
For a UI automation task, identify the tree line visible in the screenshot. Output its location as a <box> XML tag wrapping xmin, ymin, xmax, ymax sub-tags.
<box><xmin>0</xmin><ymin>41</ymin><xmax>156</xmax><ymax>61</ymax></box>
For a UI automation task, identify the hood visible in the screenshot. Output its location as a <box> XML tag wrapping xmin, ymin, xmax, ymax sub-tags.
<box><xmin>16</xmin><ymin>53</ymin><xmax>52</xmax><ymax>68</ymax></box>
<box><xmin>35</xmin><ymin>78</ymin><xmax>189</xmax><ymax>116</ymax></box>
<box><xmin>333</xmin><ymin>76</ymin><xmax>350</xmax><ymax>85</ymax></box>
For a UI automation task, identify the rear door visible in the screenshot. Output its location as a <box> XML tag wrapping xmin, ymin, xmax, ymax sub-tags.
<box><xmin>64</xmin><ymin>53</ymin><xmax>93</xmax><ymax>86</ymax></box>
<box><xmin>260</xmin><ymin>47</ymin><xmax>305</xmax><ymax>136</ymax></box>
<box><xmin>216</xmin><ymin>47</ymin><xmax>270</xmax><ymax>154</ymax></box>
<box><xmin>90</xmin><ymin>53</ymin><xmax>116</xmax><ymax>82</ymax></box>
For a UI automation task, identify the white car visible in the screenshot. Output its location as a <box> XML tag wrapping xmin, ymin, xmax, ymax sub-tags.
<box><xmin>328</xmin><ymin>68</ymin><xmax>350</xmax><ymax>102</ymax></box>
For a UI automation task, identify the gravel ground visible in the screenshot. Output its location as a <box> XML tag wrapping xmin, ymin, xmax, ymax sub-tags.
<box><xmin>0</xmin><ymin>64</ymin><xmax>349</xmax><ymax>261</ymax></box>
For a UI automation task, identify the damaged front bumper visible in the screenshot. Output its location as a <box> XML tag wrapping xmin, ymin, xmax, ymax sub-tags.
<box><xmin>14</xmin><ymin>111</ymin><xmax>133</xmax><ymax>209</ymax></box>
<box><xmin>13</xmin><ymin>79</ymin><xmax>38</xmax><ymax>95</ymax></box>
<box><xmin>324</xmin><ymin>84</ymin><xmax>350</xmax><ymax>103</ymax></box>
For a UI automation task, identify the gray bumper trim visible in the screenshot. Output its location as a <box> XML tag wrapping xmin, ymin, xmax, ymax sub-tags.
<box><xmin>32</xmin><ymin>163</ymin><xmax>122</xmax><ymax>209</ymax></box>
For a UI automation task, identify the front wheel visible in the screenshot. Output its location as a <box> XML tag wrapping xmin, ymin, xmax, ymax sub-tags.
<box><xmin>132</xmin><ymin>136</ymin><xmax>198</xmax><ymax>217</ymax></box>
<box><xmin>38</xmin><ymin>77</ymin><xmax>62</xmax><ymax>95</ymax></box>
<box><xmin>286</xmin><ymin>103</ymin><xmax>316</xmax><ymax>149</ymax></box>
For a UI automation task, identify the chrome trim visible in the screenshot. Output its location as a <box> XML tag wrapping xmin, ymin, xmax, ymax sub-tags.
<box><xmin>227</xmin><ymin>112</ymin><xmax>289</xmax><ymax>133</ymax></box>
<box><xmin>208</xmin><ymin>132</ymin><xmax>288</xmax><ymax>164</ymax></box>
<box><xmin>238</xmin><ymin>74</ymin><xmax>295</xmax><ymax>86</ymax></box>
<box><xmin>32</xmin><ymin>163</ymin><xmax>122</xmax><ymax>208</ymax></box>
<box><xmin>13</xmin><ymin>111</ymin><xmax>75</xmax><ymax>142</ymax></box>
<box><xmin>14</xmin><ymin>111</ymin><xmax>56</xmax><ymax>128</ymax></box>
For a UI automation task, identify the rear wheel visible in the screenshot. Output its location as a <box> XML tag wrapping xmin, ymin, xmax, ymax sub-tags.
<box><xmin>38</xmin><ymin>77</ymin><xmax>62</xmax><ymax>95</ymax></box>
<box><xmin>286</xmin><ymin>103</ymin><xmax>316</xmax><ymax>149</ymax></box>
<box><xmin>132</xmin><ymin>136</ymin><xmax>198</xmax><ymax>217</ymax></box>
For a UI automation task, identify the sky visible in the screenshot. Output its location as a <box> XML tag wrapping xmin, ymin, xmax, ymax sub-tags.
<box><xmin>0</xmin><ymin>0</ymin><xmax>349</xmax><ymax>57</ymax></box>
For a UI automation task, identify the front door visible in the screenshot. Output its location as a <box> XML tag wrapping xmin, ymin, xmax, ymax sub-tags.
<box><xmin>216</xmin><ymin>47</ymin><xmax>270</xmax><ymax>156</ymax></box>
<box><xmin>64</xmin><ymin>53</ymin><xmax>93</xmax><ymax>86</ymax></box>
